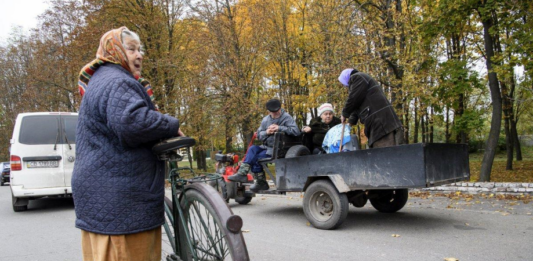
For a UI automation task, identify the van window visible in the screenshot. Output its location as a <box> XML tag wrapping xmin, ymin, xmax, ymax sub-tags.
<box><xmin>62</xmin><ymin>116</ymin><xmax>78</xmax><ymax>143</ymax></box>
<box><xmin>19</xmin><ymin>116</ymin><xmax>61</xmax><ymax>145</ymax></box>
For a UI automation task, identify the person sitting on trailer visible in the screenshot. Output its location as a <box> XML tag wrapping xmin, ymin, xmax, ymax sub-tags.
<box><xmin>228</xmin><ymin>98</ymin><xmax>300</xmax><ymax>192</ymax></box>
<box><xmin>338</xmin><ymin>68</ymin><xmax>404</xmax><ymax>148</ymax></box>
<box><xmin>302</xmin><ymin>103</ymin><xmax>341</xmax><ymax>154</ymax></box>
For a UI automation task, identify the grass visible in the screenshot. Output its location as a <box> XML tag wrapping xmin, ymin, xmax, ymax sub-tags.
<box><xmin>177</xmin><ymin>146</ymin><xmax>533</xmax><ymax>183</ymax></box>
<box><xmin>468</xmin><ymin>146</ymin><xmax>533</xmax><ymax>183</ymax></box>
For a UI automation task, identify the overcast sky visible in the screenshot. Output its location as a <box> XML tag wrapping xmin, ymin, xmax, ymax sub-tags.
<box><xmin>0</xmin><ymin>0</ymin><xmax>48</xmax><ymax>45</ymax></box>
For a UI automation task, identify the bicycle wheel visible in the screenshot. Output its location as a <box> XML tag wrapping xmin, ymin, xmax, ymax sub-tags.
<box><xmin>162</xmin><ymin>196</ymin><xmax>177</xmax><ymax>261</ymax></box>
<box><xmin>179</xmin><ymin>183</ymin><xmax>249</xmax><ymax>261</ymax></box>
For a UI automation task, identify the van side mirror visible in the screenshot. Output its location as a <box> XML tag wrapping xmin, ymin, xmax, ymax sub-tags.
<box><xmin>10</xmin><ymin>139</ymin><xmax>14</xmax><ymax>144</ymax></box>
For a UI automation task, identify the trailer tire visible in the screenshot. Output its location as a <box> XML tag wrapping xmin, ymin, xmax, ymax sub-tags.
<box><xmin>285</xmin><ymin>145</ymin><xmax>310</xmax><ymax>158</ymax></box>
<box><xmin>369</xmin><ymin>189</ymin><xmax>408</xmax><ymax>213</ymax></box>
<box><xmin>303</xmin><ymin>180</ymin><xmax>349</xmax><ymax>230</ymax></box>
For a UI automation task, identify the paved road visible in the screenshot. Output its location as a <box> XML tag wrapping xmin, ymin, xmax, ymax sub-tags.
<box><xmin>230</xmin><ymin>192</ymin><xmax>533</xmax><ymax>261</ymax></box>
<box><xmin>0</xmin><ymin>185</ymin><xmax>79</xmax><ymax>261</ymax></box>
<box><xmin>1</xmin><ymin>185</ymin><xmax>532</xmax><ymax>261</ymax></box>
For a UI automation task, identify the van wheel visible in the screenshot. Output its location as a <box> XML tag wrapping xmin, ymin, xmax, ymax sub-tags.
<box><xmin>12</xmin><ymin>194</ymin><xmax>28</xmax><ymax>212</ymax></box>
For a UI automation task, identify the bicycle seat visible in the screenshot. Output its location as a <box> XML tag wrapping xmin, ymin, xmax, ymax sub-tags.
<box><xmin>152</xmin><ymin>136</ymin><xmax>196</xmax><ymax>154</ymax></box>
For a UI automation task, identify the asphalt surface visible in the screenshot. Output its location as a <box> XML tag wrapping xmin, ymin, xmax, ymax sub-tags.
<box><xmin>1</xmin><ymin>185</ymin><xmax>532</xmax><ymax>261</ymax></box>
<box><xmin>230</xmin><ymin>192</ymin><xmax>533</xmax><ymax>261</ymax></box>
<box><xmin>0</xmin><ymin>185</ymin><xmax>79</xmax><ymax>261</ymax></box>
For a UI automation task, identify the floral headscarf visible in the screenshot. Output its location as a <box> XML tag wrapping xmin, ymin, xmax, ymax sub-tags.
<box><xmin>78</xmin><ymin>27</ymin><xmax>154</xmax><ymax>105</ymax></box>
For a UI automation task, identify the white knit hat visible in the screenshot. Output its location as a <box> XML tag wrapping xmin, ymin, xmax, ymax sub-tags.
<box><xmin>318</xmin><ymin>103</ymin><xmax>334</xmax><ymax>116</ymax></box>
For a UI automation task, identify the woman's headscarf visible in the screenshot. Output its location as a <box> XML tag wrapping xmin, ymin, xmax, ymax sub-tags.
<box><xmin>78</xmin><ymin>27</ymin><xmax>154</xmax><ymax>104</ymax></box>
<box><xmin>338</xmin><ymin>68</ymin><xmax>354</xmax><ymax>87</ymax></box>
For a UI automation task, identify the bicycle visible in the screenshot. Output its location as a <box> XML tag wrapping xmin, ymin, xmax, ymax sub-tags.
<box><xmin>153</xmin><ymin>136</ymin><xmax>249</xmax><ymax>261</ymax></box>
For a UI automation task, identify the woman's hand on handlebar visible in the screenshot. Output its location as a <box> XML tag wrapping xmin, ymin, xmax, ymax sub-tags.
<box><xmin>178</xmin><ymin>129</ymin><xmax>185</xmax><ymax>137</ymax></box>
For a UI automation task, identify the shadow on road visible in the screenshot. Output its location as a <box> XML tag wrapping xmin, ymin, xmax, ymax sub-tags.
<box><xmin>235</xmin><ymin>201</ymin><xmax>459</xmax><ymax>232</ymax></box>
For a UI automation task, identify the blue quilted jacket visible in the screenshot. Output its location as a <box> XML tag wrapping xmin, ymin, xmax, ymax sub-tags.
<box><xmin>72</xmin><ymin>63</ymin><xmax>180</xmax><ymax>235</ymax></box>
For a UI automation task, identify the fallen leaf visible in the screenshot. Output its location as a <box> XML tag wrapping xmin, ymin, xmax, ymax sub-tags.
<box><xmin>306</xmin><ymin>222</ymin><xmax>311</xmax><ymax>226</ymax></box>
<box><xmin>391</xmin><ymin>234</ymin><xmax>401</xmax><ymax>237</ymax></box>
<box><xmin>242</xmin><ymin>230</ymin><xmax>250</xmax><ymax>233</ymax></box>
<box><xmin>261</xmin><ymin>197</ymin><xmax>266</xmax><ymax>200</ymax></box>
<box><xmin>444</xmin><ymin>258</ymin><xmax>459</xmax><ymax>261</ymax></box>
<box><xmin>288</xmin><ymin>197</ymin><xmax>293</xmax><ymax>200</ymax></box>
<box><xmin>464</xmin><ymin>223</ymin><xmax>469</xmax><ymax>226</ymax></box>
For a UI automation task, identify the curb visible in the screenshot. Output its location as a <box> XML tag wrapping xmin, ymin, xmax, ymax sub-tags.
<box><xmin>266</xmin><ymin>181</ymin><xmax>533</xmax><ymax>196</ymax></box>
<box><xmin>416</xmin><ymin>182</ymin><xmax>533</xmax><ymax>195</ymax></box>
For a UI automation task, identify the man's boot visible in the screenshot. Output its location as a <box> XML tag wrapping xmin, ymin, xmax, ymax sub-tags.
<box><xmin>250</xmin><ymin>172</ymin><xmax>269</xmax><ymax>192</ymax></box>
<box><xmin>228</xmin><ymin>163</ymin><xmax>250</xmax><ymax>183</ymax></box>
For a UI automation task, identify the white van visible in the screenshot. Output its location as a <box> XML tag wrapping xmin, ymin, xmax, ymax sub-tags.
<box><xmin>10</xmin><ymin>112</ymin><xmax>78</xmax><ymax>212</ymax></box>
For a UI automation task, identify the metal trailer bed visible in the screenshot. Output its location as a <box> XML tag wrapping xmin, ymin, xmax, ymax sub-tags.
<box><xmin>257</xmin><ymin>141</ymin><xmax>470</xmax><ymax>230</ymax></box>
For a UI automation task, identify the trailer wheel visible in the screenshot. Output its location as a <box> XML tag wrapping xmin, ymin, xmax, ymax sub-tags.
<box><xmin>285</xmin><ymin>145</ymin><xmax>310</xmax><ymax>158</ymax></box>
<box><xmin>303</xmin><ymin>180</ymin><xmax>349</xmax><ymax>230</ymax></box>
<box><xmin>369</xmin><ymin>189</ymin><xmax>408</xmax><ymax>213</ymax></box>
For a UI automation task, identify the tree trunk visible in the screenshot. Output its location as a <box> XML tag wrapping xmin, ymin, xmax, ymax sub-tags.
<box><xmin>479</xmin><ymin>13</ymin><xmax>502</xmax><ymax>182</ymax></box>
<box><xmin>503</xmin><ymin>110</ymin><xmax>513</xmax><ymax>170</ymax></box>
<box><xmin>195</xmin><ymin>148</ymin><xmax>207</xmax><ymax>171</ymax></box>
<box><xmin>445</xmin><ymin>107</ymin><xmax>450</xmax><ymax>143</ymax></box>
<box><xmin>242</xmin><ymin>116</ymin><xmax>255</xmax><ymax>149</ymax></box>
<box><xmin>430</xmin><ymin>107</ymin><xmax>434</xmax><ymax>143</ymax></box>
<box><xmin>421</xmin><ymin>114</ymin><xmax>426</xmax><ymax>143</ymax></box>
<box><xmin>456</xmin><ymin>93</ymin><xmax>466</xmax><ymax>144</ymax></box>
<box><xmin>414</xmin><ymin>98</ymin><xmax>419</xmax><ymax>143</ymax></box>
<box><xmin>512</xmin><ymin>121</ymin><xmax>522</xmax><ymax>161</ymax></box>
<box><xmin>225</xmin><ymin>116</ymin><xmax>233</xmax><ymax>152</ymax></box>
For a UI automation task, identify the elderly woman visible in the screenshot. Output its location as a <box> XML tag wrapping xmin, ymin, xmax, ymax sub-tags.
<box><xmin>302</xmin><ymin>103</ymin><xmax>342</xmax><ymax>154</ymax></box>
<box><xmin>72</xmin><ymin>27</ymin><xmax>182</xmax><ymax>261</ymax></box>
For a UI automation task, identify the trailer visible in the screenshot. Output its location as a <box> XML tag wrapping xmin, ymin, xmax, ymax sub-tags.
<box><xmin>221</xmin><ymin>133</ymin><xmax>470</xmax><ymax>230</ymax></box>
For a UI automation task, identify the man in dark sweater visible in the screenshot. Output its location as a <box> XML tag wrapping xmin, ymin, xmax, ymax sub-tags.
<box><xmin>302</xmin><ymin>103</ymin><xmax>341</xmax><ymax>154</ymax></box>
<box><xmin>338</xmin><ymin>68</ymin><xmax>404</xmax><ymax>148</ymax></box>
<box><xmin>228</xmin><ymin>98</ymin><xmax>300</xmax><ymax>192</ymax></box>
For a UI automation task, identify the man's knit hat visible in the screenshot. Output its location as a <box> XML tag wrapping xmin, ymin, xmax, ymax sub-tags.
<box><xmin>318</xmin><ymin>103</ymin><xmax>334</xmax><ymax>116</ymax></box>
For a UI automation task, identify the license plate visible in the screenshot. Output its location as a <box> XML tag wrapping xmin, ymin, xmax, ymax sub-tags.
<box><xmin>27</xmin><ymin>161</ymin><xmax>59</xmax><ymax>168</ymax></box>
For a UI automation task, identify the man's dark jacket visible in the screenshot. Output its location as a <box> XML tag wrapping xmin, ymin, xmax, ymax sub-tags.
<box><xmin>72</xmin><ymin>63</ymin><xmax>180</xmax><ymax>235</ymax></box>
<box><xmin>342</xmin><ymin>71</ymin><xmax>402</xmax><ymax>146</ymax></box>
<box><xmin>308</xmin><ymin>116</ymin><xmax>341</xmax><ymax>148</ymax></box>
